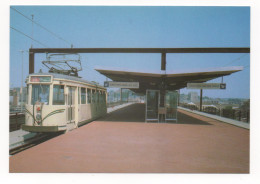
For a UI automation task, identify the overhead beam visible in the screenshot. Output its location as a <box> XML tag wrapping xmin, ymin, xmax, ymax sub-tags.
<box><xmin>29</xmin><ymin>47</ymin><xmax>250</xmax><ymax>54</ymax></box>
<box><xmin>28</xmin><ymin>47</ymin><xmax>250</xmax><ymax>74</ymax></box>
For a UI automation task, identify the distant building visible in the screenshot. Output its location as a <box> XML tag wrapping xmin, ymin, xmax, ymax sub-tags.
<box><xmin>189</xmin><ymin>92</ymin><xmax>199</xmax><ymax>103</ymax></box>
<box><xmin>10</xmin><ymin>87</ymin><xmax>27</xmax><ymax>106</ymax></box>
<box><xmin>12</xmin><ymin>90</ymin><xmax>19</xmax><ymax>106</ymax></box>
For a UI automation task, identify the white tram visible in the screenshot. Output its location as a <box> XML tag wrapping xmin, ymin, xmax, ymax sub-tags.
<box><xmin>22</xmin><ymin>73</ymin><xmax>107</xmax><ymax>133</ymax></box>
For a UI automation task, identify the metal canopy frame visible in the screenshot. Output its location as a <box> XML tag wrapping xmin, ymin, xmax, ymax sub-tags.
<box><xmin>29</xmin><ymin>47</ymin><xmax>250</xmax><ymax>73</ymax></box>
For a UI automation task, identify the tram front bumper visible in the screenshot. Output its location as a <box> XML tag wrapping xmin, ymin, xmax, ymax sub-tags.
<box><xmin>22</xmin><ymin>124</ymin><xmax>67</xmax><ymax>133</ymax></box>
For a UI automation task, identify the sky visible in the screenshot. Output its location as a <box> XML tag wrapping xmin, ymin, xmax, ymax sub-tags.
<box><xmin>10</xmin><ymin>6</ymin><xmax>250</xmax><ymax>98</ymax></box>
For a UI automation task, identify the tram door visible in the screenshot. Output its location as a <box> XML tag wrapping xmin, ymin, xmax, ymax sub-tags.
<box><xmin>145</xmin><ymin>90</ymin><xmax>160</xmax><ymax>122</ymax></box>
<box><xmin>67</xmin><ymin>86</ymin><xmax>76</xmax><ymax>123</ymax></box>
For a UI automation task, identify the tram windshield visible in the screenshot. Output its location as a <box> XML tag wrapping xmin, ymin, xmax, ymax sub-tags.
<box><xmin>31</xmin><ymin>84</ymin><xmax>50</xmax><ymax>105</ymax></box>
<box><xmin>53</xmin><ymin>85</ymin><xmax>65</xmax><ymax>105</ymax></box>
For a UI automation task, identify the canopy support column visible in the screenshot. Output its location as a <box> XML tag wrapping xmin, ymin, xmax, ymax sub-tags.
<box><xmin>29</xmin><ymin>51</ymin><xmax>35</xmax><ymax>74</ymax></box>
<box><xmin>161</xmin><ymin>53</ymin><xmax>166</xmax><ymax>70</ymax></box>
<box><xmin>200</xmin><ymin>89</ymin><xmax>203</xmax><ymax>111</ymax></box>
<box><xmin>120</xmin><ymin>88</ymin><xmax>122</xmax><ymax>104</ymax></box>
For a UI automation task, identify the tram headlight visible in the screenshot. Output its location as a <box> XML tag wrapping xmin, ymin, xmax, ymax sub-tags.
<box><xmin>36</xmin><ymin>113</ymin><xmax>42</xmax><ymax>122</ymax></box>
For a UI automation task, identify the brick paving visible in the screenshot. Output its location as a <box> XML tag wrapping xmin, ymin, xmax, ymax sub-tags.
<box><xmin>10</xmin><ymin>103</ymin><xmax>249</xmax><ymax>173</ymax></box>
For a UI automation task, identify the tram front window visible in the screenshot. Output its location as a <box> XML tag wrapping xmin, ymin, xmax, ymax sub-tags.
<box><xmin>31</xmin><ymin>85</ymin><xmax>50</xmax><ymax>105</ymax></box>
<box><xmin>53</xmin><ymin>85</ymin><xmax>65</xmax><ymax>105</ymax></box>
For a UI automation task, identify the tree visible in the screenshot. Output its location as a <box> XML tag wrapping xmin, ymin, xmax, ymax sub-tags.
<box><xmin>241</xmin><ymin>99</ymin><xmax>250</xmax><ymax>111</ymax></box>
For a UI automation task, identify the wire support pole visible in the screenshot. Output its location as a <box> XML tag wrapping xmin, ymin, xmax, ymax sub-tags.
<box><xmin>20</xmin><ymin>50</ymin><xmax>24</xmax><ymax>112</ymax></box>
<box><xmin>31</xmin><ymin>14</ymin><xmax>34</xmax><ymax>48</ymax></box>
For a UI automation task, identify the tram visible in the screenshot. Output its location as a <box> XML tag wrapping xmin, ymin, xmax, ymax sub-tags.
<box><xmin>22</xmin><ymin>73</ymin><xmax>107</xmax><ymax>133</ymax></box>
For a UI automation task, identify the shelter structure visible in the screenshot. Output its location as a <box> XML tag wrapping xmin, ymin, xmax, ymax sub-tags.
<box><xmin>96</xmin><ymin>66</ymin><xmax>243</xmax><ymax>122</ymax></box>
<box><xmin>95</xmin><ymin>66</ymin><xmax>243</xmax><ymax>94</ymax></box>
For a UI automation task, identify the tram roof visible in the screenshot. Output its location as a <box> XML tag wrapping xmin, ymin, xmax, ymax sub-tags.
<box><xmin>28</xmin><ymin>73</ymin><xmax>105</xmax><ymax>89</ymax></box>
<box><xmin>95</xmin><ymin>66</ymin><xmax>243</xmax><ymax>94</ymax></box>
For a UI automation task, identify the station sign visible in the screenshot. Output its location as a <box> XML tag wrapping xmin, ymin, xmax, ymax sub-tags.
<box><xmin>104</xmin><ymin>81</ymin><xmax>139</xmax><ymax>88</ymax></box>
<box><xmin>187</xmin><ymin>83</ymin><xmax>226</xmax><ymax>89</ymax></box>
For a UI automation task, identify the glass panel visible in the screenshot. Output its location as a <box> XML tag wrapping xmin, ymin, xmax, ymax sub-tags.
<box><xmin>146</xmin><ymin>90</ymin><xmax>159</xmax><ymax>120</ymax></box>
<box><xmin>78</xmin><ymin>87</ymin><xmax>80</xmax><ymax>104</ymax></box>
<box><xmin>81</xmin><ymin>88</ymin><xmax>86</xmax><ymax>104</ymax></box>
<box><xmin>68</xmin><ymin>88</ymin><xmax>72</xmax><ymax>105</ymax></box>
<box><xmin>53</xmin><ymin>85</ymin><xmax>65</xmax><ymax>105</ymax></box>
<box><xmin>67</xmin><ymin>87</ymin><xmax>76</xmax><ymax>121</ymax></box>
<box><xmin>31</xmin><ymin>85</ymin><xmax>50</xmax><ymax>105</ymax></box>
<box><xmin>71</xmin><ymin>88</ymin><xmax>75</xmax><ymax>105</ymax></box>
<box><xmin>165</xmin><ymin>91</ymin><xmax>178</xmax><ymax>120</ymax></box>
<box><xmin>100</xmin><ymin>92</ymin><xmax>103</xmax><ymax>103</ymax></box>
<box><xmin>101</xmin><ymin>92</ymin><xmax>104</xmax><ymax>103</ymax></box>
<box><xmin>97</xmin><ymin>91</ymin><xmax>100</xmax><ymax>103</ymax></box>
<box><xmin>87</xmin><ymin>89</ymin><xmax>91</xmax><ymax>104</ymax></box>
<box><xmin>92</xmin><ymin>90</ymin><xmax>96</xmax><ymax>103</ymax></box>
<box><xmin>26</xmin><ymin>84</ymin><xmax>29</xmax><ymax>104</ymax></box>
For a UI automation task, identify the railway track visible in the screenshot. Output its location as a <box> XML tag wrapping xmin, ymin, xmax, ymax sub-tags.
<box><xmin>9</xmin><ymin>133</ymin><xmax>61</xmax><ymax>156</ymax></box>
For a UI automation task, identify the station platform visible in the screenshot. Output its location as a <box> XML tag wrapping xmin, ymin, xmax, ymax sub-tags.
<box><xmin>9</xmin><ymin>103</ymin><xmax>249</xmax><ymax>173</ymax></box>
<box><xmin>9</xmin><ymin>130</ymin><xmax>37</xmax><ymax>149</ymax></box>
<box><xmin>9</xmin><ymin>102</ymin><xmax>134</xmax><ymax>149</ymax></box>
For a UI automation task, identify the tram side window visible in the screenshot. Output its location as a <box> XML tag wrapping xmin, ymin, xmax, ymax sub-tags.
<box><xmin>92</xmin><ymin>90</ymin><xmax>96</xmax><ymax>103</ymax></box>
<box><xmin>31</xmin><ymin>85</ymin><xmax>50</xmax><ymax>105</ymax></box>
<box><xmin>53</xmin><ymin>85</ymin><xmax>65</xmax><ymax>105</ymax></box>
<box><xmin>97</xmin><ymin>91</ymin><xmax>100</xmax><ymax>103</ymax></box>
<box><xmin>101</xmin><ymin>92</ymin><xmax>104</xmax><ymax>103</ymax></box>
<box><xmin>101</xmin><ymin>92</ymin><xmax>103</xmax><ymax>103</ymax></box>
<box><xmin>100</xmin><ymin>92</ymin><xmax>102</xmax><ymax>103</ymax></box>
<box><xmin>103</xmin><ymin>92</ymin><xmax>106</xmax><ymax>103</ymax></box>
<box><xmin>87</xmin><ymin>89</ymin><xmax>91</xmax><ymax>104</ymax></box>
<box><xmin>26</xmin><ymin>84</ymin><xmax>29</xmax><ymax>104</ymax></box>
<box><xmin>81</xmin><ymin>88</ymin><xmax>86</xmax><ymax>104</ymax></box>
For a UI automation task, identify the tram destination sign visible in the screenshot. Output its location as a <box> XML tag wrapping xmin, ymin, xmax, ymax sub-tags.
<box><xmin>30</xmin><ymin>76</ymin><xmax>52</xmax><ymax>83</ymax></box>
<box><xmin>104</xmin><ymin>81</ymin><xmax>139</xmax><ymax>88</ymax></box>
<box><xmin>187</xmin><ymin>83</ymin><xmax>226</xmax><ymax>89</ymax></box>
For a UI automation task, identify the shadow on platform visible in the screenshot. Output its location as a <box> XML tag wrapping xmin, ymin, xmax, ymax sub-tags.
<box><xmin>98</xmin><ymin>103</ymin><xmax>211</xmax><ymax>125</ymax></box>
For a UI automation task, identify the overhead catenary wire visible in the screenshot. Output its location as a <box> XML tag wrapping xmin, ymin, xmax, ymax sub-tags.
<box><xmin>224</xmin><ymin>53</ymin><xmax>249</xmax><ymax>67</ymax></box>
<box><xmin>10</xmin><ymin>26</ymin><xmax>48</xmax><ymax>48</ymax></box>
<box><xmin>244</xmin><ymin>64</ymin><xmax>250</xmax><ymax>69</ymax></box>
<box><xmin>11</xmin><ymin>7</ymin><xmax>72</xmax><ymax>47</ymax></box>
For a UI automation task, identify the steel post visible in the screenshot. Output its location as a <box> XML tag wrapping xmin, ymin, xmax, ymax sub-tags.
<box><xmin>200</xmin><ymin>89</ymin><xmax>203</xmax><ymax>111</ymax></box>
<box><xmin>29</xmin><ymin>51</ymin><xmax>35</xmax><ymax>74</ymax></box>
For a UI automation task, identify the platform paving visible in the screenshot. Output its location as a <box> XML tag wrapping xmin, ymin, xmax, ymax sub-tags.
<box><xmin>9</xmin><ymin>103</ymin><xmax>249</xmax><ymax>173</ymax></box>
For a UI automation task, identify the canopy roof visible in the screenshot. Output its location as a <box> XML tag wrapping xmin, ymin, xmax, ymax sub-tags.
<box><xmin>95</xmin><ymin>66</ymin><xmax>243</xmax><ymax>94</ymax></box>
